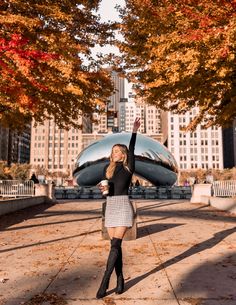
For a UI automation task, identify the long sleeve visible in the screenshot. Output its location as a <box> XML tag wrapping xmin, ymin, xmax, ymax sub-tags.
<box><xmin>102</xmin><ymin>164</ymin><xmax>109</xmax><ymax>180</ymax></box>
<box><xmin>127</xmin><ymin>132</ymin><xmax>137</xmax><ymax>173</ymax></box>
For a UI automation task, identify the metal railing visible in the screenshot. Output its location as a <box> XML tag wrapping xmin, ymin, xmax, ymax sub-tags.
<box><xmin>212</xmin><ymin>180</ymin><xmax>236</xmax><ymax>197</ymax></box>
<box><xmin>0</xmin><ymin>180</ymin><xmax>35</xmax><ymax>198</ymax></box>
<box><xmin>54</xmin><ymin>185</ymin><xmax>192</xmax><ymax>200</ymax></box>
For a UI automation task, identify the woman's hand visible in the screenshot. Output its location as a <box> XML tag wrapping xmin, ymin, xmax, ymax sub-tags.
<box><xmin>98</xmin><ymin>183</ymin><xmax>109</xmax><ymax>194</ymax></box>
<box><xmin>132</xmin><ymin>117</ymin><xmax>141</xmax><ymax>133</ymax></box>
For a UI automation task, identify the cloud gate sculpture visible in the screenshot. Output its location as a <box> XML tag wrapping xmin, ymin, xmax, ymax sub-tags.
<box><xmin>73</xmin><ymin>133</ymin><xmax>178</xmax><ymax>186</ymax></box>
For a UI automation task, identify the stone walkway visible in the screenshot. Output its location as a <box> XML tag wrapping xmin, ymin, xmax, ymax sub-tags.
<box><xmin>0</xmin><ymin>199</ymin><xmax>235</xmax><ymax>305</ymax></box>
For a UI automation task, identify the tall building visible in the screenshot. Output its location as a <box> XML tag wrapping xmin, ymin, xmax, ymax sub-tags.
<box><xmin>92</xmin><ymin>113</ymin><xmax>108</xmax><ymax>134</ymax></box>
<box><xmin>162</xmin><ymin>108</ymin><xmax>224</xmax><ymax>170</ymax></box>
<box><xmin>16</xmin><ymin>126</ymin><xmax>31</xmax><ymax>163</ymax></box>
<box><xmin>119</xmin><ymin>97</ymin><xmax>162</xmax><ymax>135</ymax></box>
<box><xmin>145</xmin><ymin>105</ymin><xmax>162</xmax><ymax>134</ymax></box>
<box><xmin>0</xmin><ymin>125</ymin><xmax>8</xmax><ymax>162</ymax></box>
<box><xmin>119</xmin><ymin>99</ymin><xmax>145</xmax><ymax>133</ymax></box>
<box><xmin>108</xmin><ymin>70</ymin><xmax>125</xmax><ymax>113</ymax></box>
<box><xmin>30</xmin><ymin>116</ymin><xmax>105</xmax><ymax>182</ymax></box>
<box><xmin>31</xmin><ymin>118</ymin><xmax>83</xmax><ymax>176</ymax></box>
<box><xmin>0</xmin><ymin>125</ymin><xmax>31</xmax><ymax>164</ymax></box>
<box><xmin>92</xmin><ymin>71</ymin><xmax>125</xmax><ymax>133</ymax></box>
<box><xmin>222</xmin><ymin>118</ymin><xmax>236</xmax><ymax>168</ymax></box>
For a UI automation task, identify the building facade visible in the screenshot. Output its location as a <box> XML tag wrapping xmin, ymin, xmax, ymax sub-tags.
<box><xmin>222</xmin><ymin>118</ymin><xmax>236</xmax><ymax>168</ymax></box>
<box><xmin>119</xmin><ymin>97</ymin><xmax>162</xmax><ymax>135</ymax></box>
<box><xmin>0</xmin><ymin>125</ymin><xmax>31</xmax><ymax>164</ymax></box>
<box><xmin>0</xmin><ymin>125</ymin><xmax>8</xmax><ymax>162</ymax></box>
<box><xmin>30</xmin><ymin>116</ymin><xmax>106</xmax><ymax>182</ymax></box>
<box><xmin>92</xmin><ymin>71</ymin><xmax>125</xmax><ymax>133</ymax></box>
<box><xmin>163</xmin><ymin>109</ymin><xmax>224</xmax><ymax>170</ymax></box>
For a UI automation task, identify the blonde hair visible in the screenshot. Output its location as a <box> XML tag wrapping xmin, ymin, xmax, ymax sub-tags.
<box><xmin>106</xmin><ymin>144</ymin><xmax>131</xmax><ymax>179</ymax></box>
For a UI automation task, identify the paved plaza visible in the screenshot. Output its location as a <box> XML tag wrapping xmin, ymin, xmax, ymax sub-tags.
<box><xmin>0</xmin><ymin>199</ymin><xmax>235</xmax><ymax>305</ymax></box>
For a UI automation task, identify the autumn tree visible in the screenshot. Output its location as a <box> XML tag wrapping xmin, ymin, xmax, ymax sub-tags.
<box><xmin>8</xmin><ymin>163</ymin><xmax>31</xmax><ymax>180</ymax></box>
<box><xmin>0</xmin><ymin>161</ymin><xmax>10</xmax><ymax>179</ymax></box>
<box><xmin>0</xmin><ymin>0</ymin><xmax>114</xmax><ymax>129</ymax></box>
<box><xmin>32</xmin><ymin>165</ymin><xmax>48</xmax><ymax>177</ymax></box>
<box><xmin>118</xmin><ymin>0</ymin><xmax>236</xmax><ymax>129</ymax></box>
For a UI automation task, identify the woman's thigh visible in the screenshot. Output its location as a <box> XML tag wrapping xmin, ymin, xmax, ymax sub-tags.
<box><xmin>113</xmin><ymin>226</ymin><xmax>127</xmax><ymax>239</ymax></box>
<box><xmin>107</xmin><ymin>227</ymin><xmax>115</xmax><ymax>239</ymax></box>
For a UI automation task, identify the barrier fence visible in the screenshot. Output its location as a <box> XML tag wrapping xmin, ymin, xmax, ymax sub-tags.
<box><xmin>0</xmin><ymin>180</ymin><xmax>34</xmax><ymax>198</ymax></box>
<box><xmin>54</xmin><ymin>186</ymin><xmax>192</xmax><ymax>200</ymax></box>
<box><xmin>1</xmin><ymin>180</ymin><xmax>235</xmax><ymax>199</ymax></box>
<box><xmin>212</xmin><ymin>180</ymin><xmax>236</xmax><ymax>197</ymax></box>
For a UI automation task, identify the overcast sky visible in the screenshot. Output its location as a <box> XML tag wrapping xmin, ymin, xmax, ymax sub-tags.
<box><xmin>96</xmin><ymin>1</ymin><xmax>132</xmax><ymax>95</ymax></box>
<box><xmin>98</xmin><ymin>0</ymin><xmax>125</xmax><ymax>22</ymax></box>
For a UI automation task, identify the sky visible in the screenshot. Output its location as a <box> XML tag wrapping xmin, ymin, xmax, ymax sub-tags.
<box><xmin>98</xmin><ymin>0</ymin><xmax>125</xmax><ymax>22</ymax></box>
<box><xmin>95</xmin><ymin>0</ymin><xmax>125</xmax><ymax>55</ymax></box>
<box><xmin>96</xmin><ymin>0</ymin><xmax>132</xmax><ymax>95</ymax></box>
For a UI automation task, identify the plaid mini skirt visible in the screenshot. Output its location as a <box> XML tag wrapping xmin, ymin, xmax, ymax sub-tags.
<box><xmin>105</xmin><ymin>195</ymin><xmax>134</xmax><ymax>228</ymax></box>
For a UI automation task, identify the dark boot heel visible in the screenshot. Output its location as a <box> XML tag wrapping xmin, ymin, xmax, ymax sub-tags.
<box><xmin>96</xmin><ymin>272</ymin><xmax>109</xmax><ymax>299</ymax></box>
<box><xmin>115</xmin><ymin>275</ymin><xmax>124</xmax><ymax>294</ymax></box>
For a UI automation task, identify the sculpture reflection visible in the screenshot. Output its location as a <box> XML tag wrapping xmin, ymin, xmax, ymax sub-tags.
<box><xmin>73</xmin><ymin>133</ymin><xmax>178</xmax><ymax>186</ymax></box>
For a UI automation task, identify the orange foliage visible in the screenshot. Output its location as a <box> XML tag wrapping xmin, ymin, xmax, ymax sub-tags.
<box><xmin>118</xmin><ymin>0</ymin><xmax>236</xmax><ymax>129</ymax></box>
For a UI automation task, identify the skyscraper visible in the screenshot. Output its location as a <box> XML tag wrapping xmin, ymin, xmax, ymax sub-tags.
<box><xmin>92</xmin><ymin>71</ymin><xmax>125</xmax><ymax>133</ymax></box>
<box><xmin>30</xmin><ymin>117</ymin><xmax>92</xmax><ymax>180</ymax></box>
<box><xmin>0</xmin><ymin>125</ymin><xmax>31</xmax><ymax>165</ymax></box>
<box><xmin>162</xmin><ymin>108</ymin><xmax>224</xmax><ymax>170</ymax></box>
<box><xmin>119</xmin><ymin>96</ymin><xmax>162</xmax><ymax>136</ymax></box>
<box><xmin>222</xmin><ymin>118</ymin><xmax>236</xmax><ymax>168</ymax></box>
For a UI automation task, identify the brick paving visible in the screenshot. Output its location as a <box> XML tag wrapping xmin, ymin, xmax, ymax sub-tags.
<box><xmin>0</xmin><ymin>199</ymin><xmax>235</xmax><ymax>305</ymax></box>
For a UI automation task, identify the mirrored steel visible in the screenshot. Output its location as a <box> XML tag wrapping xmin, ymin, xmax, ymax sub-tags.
<box><xmin>73</xmin><ymin>133</ymin><xmax>178</xmax><ymax>186</ymax></box>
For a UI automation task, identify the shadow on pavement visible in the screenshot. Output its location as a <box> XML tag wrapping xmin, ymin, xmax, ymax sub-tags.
<box><xmin>176</xmin><ymin>252</ymin><xmax>236</xmax><ymax>301</ymax></box>
<box><xmin>139</xmin><ymin>207</ymin><xmax>236</xmax><ymax>224</ymax></box>
<box><xmin>0</xmin><ymin>229</ymin><xmax>101</xmax><ymax>254</ymax></box>
<box><xmin>32</xmin><ymin>208</ymin><xmax>102</xmax><ymax>219</ymax></box>
<box><xmin>123</xmin><ymin>227</ymin><xmax>236</xmax><ymax>293</ymax></box>
<box><xmin>138</xmin><ymin>200</ymin><xmax>187</xmax><ymax>211</ymax></box>
<box><xmin>0</xmin><ymin>202</ymin><xmax>55</xmax><ymax>231</ymax></box>
<box><xmin>137</xmin><ymin>222</ymin><xmax>184</xmax><ymax>239</ymax></box>
<box><xmin>3</xmin><ymin>216</ymin><xmax>101</xmax><ymax>232</ymax></box>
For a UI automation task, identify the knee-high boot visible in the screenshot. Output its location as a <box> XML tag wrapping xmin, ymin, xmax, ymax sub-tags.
<box><xmin>96</xmin><ymin>237</ymin><xmax>122</xmax><ymax>299</ymax></box>
<box><xmin>115</xmin><ymin>243</ymin><xmax>124</xmax><ymax>294</ymax></box>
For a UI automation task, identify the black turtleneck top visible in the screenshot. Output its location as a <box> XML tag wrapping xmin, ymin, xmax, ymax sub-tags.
<box><xmin>103</xmin><ymin>133</ymin><xmax>137</xmax><ymax>196</ymax></box>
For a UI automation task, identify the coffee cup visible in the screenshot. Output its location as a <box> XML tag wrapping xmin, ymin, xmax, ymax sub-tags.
<box><xmin>100</xmin><ymin>179</ymin><xmax>109</xmax><ymax>195</ymax></box>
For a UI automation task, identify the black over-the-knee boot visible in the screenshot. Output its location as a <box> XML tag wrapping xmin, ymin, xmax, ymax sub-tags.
<box><xmin>114</xmin><ymin>240</ymin><xmax>124</xmax><ymax>294</ymax></box>
<box><xmin>96</xmin><ymin>237</ymin><xmax>122</xmax><ymax>299</ymax></box>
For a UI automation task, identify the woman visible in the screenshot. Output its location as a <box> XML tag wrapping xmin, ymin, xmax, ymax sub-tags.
<box><xmin>96</xmin><ymin>117</ymin><xmax>141</xmax><ymax>299</ymax></box>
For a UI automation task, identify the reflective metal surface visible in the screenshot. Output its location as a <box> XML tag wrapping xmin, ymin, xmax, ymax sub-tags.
<box><xmin>73</xmin><ymin>133</ymin><xmax>178</xmax><ymax>186</ymax></box>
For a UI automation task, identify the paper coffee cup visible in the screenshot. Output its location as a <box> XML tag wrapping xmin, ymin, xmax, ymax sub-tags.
<box><xmin>100</xmin><ymin>180</ymin><xmax>109</xmax><ymax>195</ymax></box>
